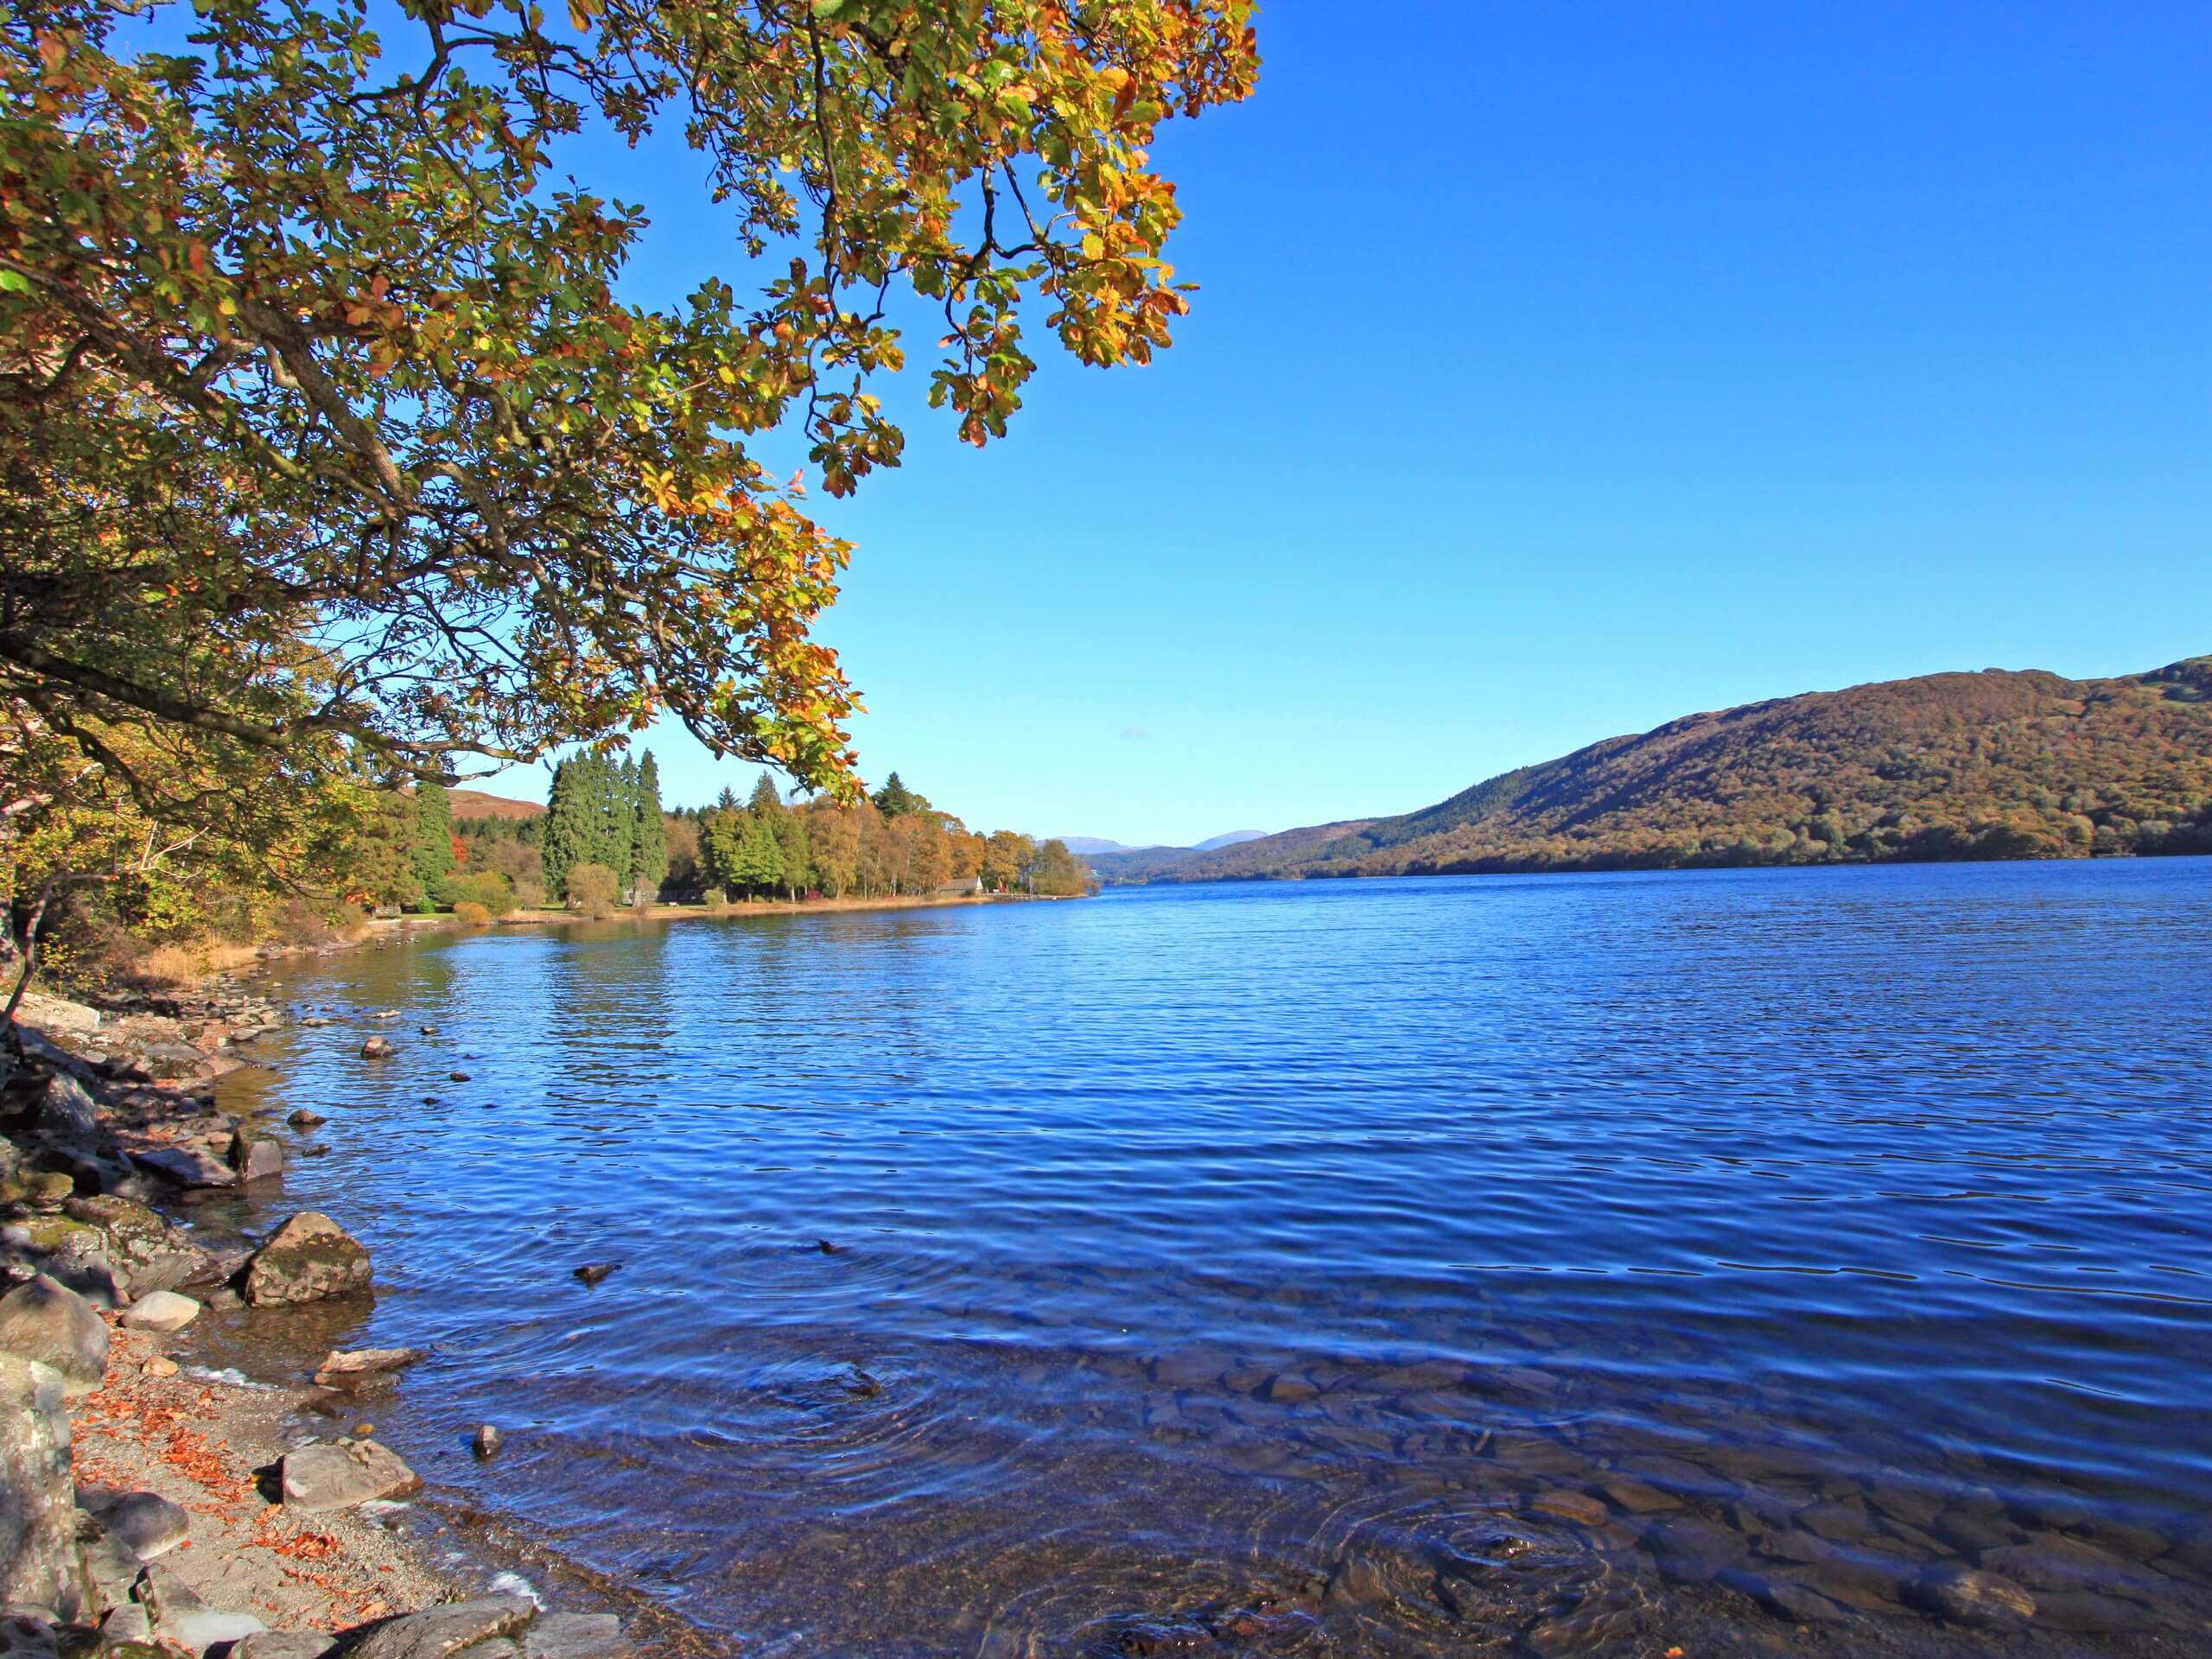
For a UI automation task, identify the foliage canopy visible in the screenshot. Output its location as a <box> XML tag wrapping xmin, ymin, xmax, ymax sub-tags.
<box><xmin>0</xmin><ymin>0</ymin><xmax>1259</xmax><ymax>816</ymax></box>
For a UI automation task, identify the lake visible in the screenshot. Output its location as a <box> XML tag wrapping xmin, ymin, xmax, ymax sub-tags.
<box><xmin>206</xmin><ymin>860</ymin><xmax>2212</xmax><ymax>1656</ymax></box>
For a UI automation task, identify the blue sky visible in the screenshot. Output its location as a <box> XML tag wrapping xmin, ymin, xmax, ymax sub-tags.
<box><xmin>486</xmin><ymin>3</ymin><xmax>2211</xmax><ymax>845</ymax></box>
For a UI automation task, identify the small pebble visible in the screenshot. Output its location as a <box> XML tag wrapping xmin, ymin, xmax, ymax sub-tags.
<box><xmin>419</xmin><ymin>1025</ymin><xmax>439</xmax><ymax>1034</ymax></box>
<box><xmin>449</xmin><ymin>1071</ymin><xmax>471</xmax><ymax>1082</ymax></box>
<box><xmin>472</xmin><ymin>1424</ymin><xmax>502</xmax><ymax>1459</ymax></box>
<box><xmin>143</xmin><ymin>1355</ymin><xmax>179</xmax><ymax>1378</ymax></box>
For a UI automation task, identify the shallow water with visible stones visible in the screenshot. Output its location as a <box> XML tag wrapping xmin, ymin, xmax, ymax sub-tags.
<box><xmin>208</xmin><ymin>861</ymin><xmax>2212</xmax><ymax>1655</ymax></box>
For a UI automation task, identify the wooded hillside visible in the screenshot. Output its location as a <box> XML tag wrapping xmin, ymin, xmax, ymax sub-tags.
<box><xmin>1098</xmin><ymin>658</ymin><xmax>2212</xmax><ymax>883</ymax></box>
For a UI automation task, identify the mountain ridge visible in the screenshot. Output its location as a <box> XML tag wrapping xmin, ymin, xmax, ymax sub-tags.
<box><xmin>1095</xmin><ymin>658</ymin><xmax>2212</xmax><ymax>884</ymax></box>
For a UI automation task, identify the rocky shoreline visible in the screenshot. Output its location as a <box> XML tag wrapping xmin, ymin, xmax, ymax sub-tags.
<box><xmin>1</xmin><ymin>980</ymin><xmax>639</xmax><ymax>1659</ymax></box>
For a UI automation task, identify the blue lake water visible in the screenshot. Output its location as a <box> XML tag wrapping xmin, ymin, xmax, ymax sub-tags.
<box><xmin>211</xmin><ymin>860</ymin><xmax>2212</xmax><ymax>1655</ymax></box>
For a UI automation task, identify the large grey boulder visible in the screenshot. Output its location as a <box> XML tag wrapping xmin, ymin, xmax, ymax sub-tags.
<box><xmin>80</xmin><ymin>1491</ymin><xmax>191</xmax><ymax>1560</ymax></box>
<box><xmin>0</xmin><ymin>1355</ymin><xmax>92</xmax><ymax>1622</ymax></box>
<box><xmin>279</xmin><ymin>1440</ymin><xmax>422</xmax><ymax>1511</ymax></box>
<box><xmin>62</xmin><ymin>1194</ymin><xmax>211</xmax><ymax>1300</ymax></box>
<box><xmin>29</xmin><ymin>1074</ymin><xmax>99</xmax><ymax>1159</ymax></box>
<box><xmin>243</xmin><ymin>1212</ymin><xmax>371</xmax><ymax>1306</ymax></box>
<box><xmin>351</xmin><ymin>1598</ymin><xmax>536</xmax><ymax>1659</ymax></box>
<box><xmin>0</xmin><ymin>1274</ymin><xmax>108</xmax><ymax>1395</ymax></box>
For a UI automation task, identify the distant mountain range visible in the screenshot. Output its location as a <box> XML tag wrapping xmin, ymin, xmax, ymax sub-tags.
<box><xmin>1054</xmin><ymin>830</ymin><xmax>1270</xmax><ymax>855</ymax></box>
<box><xmin>1090</xmin><ymin>658</ymin><xmax>2212</xmax><ymax>885</ymax></box>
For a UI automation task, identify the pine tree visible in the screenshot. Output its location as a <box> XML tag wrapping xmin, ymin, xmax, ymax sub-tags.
<box><xmin>872</xmin><ymin>772</ymin><xmax>925</xmax><ymax>817</ymax></box>
<box><xmin>410</xmin><ymin>780</ymin><xmax>455</xmax><ymax>911</ymax></box>
<box><xmin>747</xmin><ymin>773</ymin><xmax>784</xmax><ymax>815</ymax></box>
<box><xmin>606</xmin><ymin>755</ymin><xmax>639</xmax><ymax>886</ymax></box>
<box><xmin>631</xmin><ymin>751</ymin><xmax>670</xmax><ymax>899</ymax></box>
<box><xmin>542</xmin><ymin>756</ymin><xmax>598</xmax><ymax>900</ymax></box>
<box><xmin>774</xmin><ymin>807</ymin><xmax>809</xmax><ymax>900</ymax></box>
<box><xmin>728</xmin><ymin>810</ymin><xmax>785</xmax><ymax>897</ymax></box>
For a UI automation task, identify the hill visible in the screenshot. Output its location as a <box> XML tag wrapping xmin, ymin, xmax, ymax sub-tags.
<box><xmin>1101</xmin><ymin>658</ymin><xmax>2212</xmax><ymax>884</ymax></box>
<box><xmin>448</xmin><ymin>789</ymin><xmax>544</xmax><ymax>821</ymax></box>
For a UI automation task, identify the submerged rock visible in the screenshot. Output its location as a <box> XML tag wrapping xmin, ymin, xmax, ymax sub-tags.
<box><xmin>1910</xmin><ymin>1565</ymin><xmax>2037</xmax><ymax>1626</ymax></box>
<box><xmin>524</xmin><ymin>1613</ymin><xmax>628</xmax><ymax>1659</ymax></box>
<box><xmin>572</xmin><ymin>1262</ymin><xmax>620</xmax><ymax>1287</ymax></box>
<box><xmin>280</xmin><ymin>1439</ymin><xmax>423</xmax><ymax>1511</ymax></box>
<box><xmin>288</xmin><ymin>1109</ymin><xmax>328</xmax><ymax>1128</ymax></box>
<box><xmin>244</xmin><ymin>1211</ymin><xmax>372</xmax><ymax>1305</ymax></box>
<box><xmin>360</xmin><ymin>1036</ymin><xmax>397</xmax><ymax>1059</ymax></box>
<box><xmin>314</xmin><ymin>1346</ymin><xmax>425</xmax><ymax>1388</ymax></box>
<box><xmin>0</xmin><ymin>1274</ymin><xmax>108</xmax><ymax>1395</ymax></box>
<box><xmin>472</xmin><ymin>1424</ymin><xmax>502</xmax><ymax>1459</ymax></box>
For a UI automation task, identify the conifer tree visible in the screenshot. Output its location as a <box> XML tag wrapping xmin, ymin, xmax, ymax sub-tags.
<box><xmin>728</xmin><ymin>810</ymin><xmax>785</xmax><ymax>898</ymax></box>
<box><xmin>631</xmin><ymin>753</ymin><xmax>670</xmax><ymax>899</ymax></box>
<box><xmin>605</xmin><ymin>756</ymin><xmax>639</xmax><ymax>886</ymax></box>
<box><xmin>542</xmin><ymin>757</ymin><xmax>598</xmax><ymax>900</ymax></box>
<box><xmin>410</xmin><ymin>781</ymin><xmax>455</xmax><ymax>912</ymax></box>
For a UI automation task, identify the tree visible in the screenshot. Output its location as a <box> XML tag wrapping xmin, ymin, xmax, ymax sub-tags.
<box><xmin>872</xmin><ymin>772</ymin><xmax>927</xmax><ymax>817</ymax></box>
<box><xmin>409</xmin><ymin>781</ymin><xmax>454</xmax><ymax>912</ymax></box>
<box><xmin>726</xmin><ymin>811</ymin><xmax>785</xmax><ymax>899</ymax></box>
<box><xmin>774</xmin><ymin>807</ymin><xmax>810</xmax><ymax>902</ymax></box>
<box><xmin>0</xmin><ymin>2</ymin><xmax>1257</xmax><ymax>825</ymax></box>
<box><xmin>540</xmin><ymin>757</ymin><xmax>594</xmax><ymax>899</ymax></box>
<box><xmin>802</xmin><ymin>798</ymin><xmax>862</xmax><ymax>897</ymax></box>
<box><xmin>565</xmin><ymin>861</ymin><xmax>620</xmax><ymax>919</ymax></box>
<box><xmin>982</xmin><ymin>830</ymin><xmax>1032</xmax><ymax>893</ymax></box>
<box><xmin>630</xmin><ymin>752</ymin><xmax>670</xmax><ymax>899</ymax></box>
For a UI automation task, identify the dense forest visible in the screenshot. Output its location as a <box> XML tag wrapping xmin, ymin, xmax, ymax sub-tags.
<box><xmin>451</xmin><ymin>764</ymin><xmax>1095</xmax><ymax>915</ymax></box>
<box><xmin>1094</xmin><ymin>658</ymin><xmax>2212</xmax><ymax>885</ymax></box>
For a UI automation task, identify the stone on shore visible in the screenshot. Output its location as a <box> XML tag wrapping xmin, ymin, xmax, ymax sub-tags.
<box><xmin>280</xmin><ymin>1439</ymin><xmax>423</xmax><ymax>1511</ymax></box>
<box><xmin>81</xmin><ymin>1490</ymin><xmax>191</xmax><ymax>1560</ymax></box>
<box><xmin>229</xmin><ymin>1128</ymin><xmax>285</xmax><ymax>1181</ymax></box>
<box><xmin>0</xmin><ymin>1274</ymin><xmax>109</xmax><ymax>1395</ymax></box>
<box><xmin>243</xmin><ymin>1212</ymin><xmax>372</xmax><ymax>1306</ymax></box>
<box><xmin>314</xmin><ymin>1346</ymin><xmax>425</xmax><ymax>1388</ymax></box>
<box><xmin>136</xmin><ymin>1560</ymin><xmax>267</xmax><ymax>1649</ymax></box>
<box><xmin>62</xmin><ymin>1193</ymin><xmax>211</xmax><ymax>1298</ymax></box>
<box><xmin>524</xmin><ymin>1613</ymin><xmax>629</xmax><ymax>1659</ymax></box>
<box><xmin>28</xmin><ymin>1074</ymin><xmax>100</xmax><ymax>1158</ymax></box>
<box><xmin>234</xmin><ymin>1634</ymin><xmax>340</xmax><ymax>1659</ymax></box>
<box><xmin>128</xmin><ymin>1143</ymin><xmax>237</xmax><ymax>1189</ymax></box>
<box><xmin>120</xmin><ymin>1290</ymin><xmax>200</xmax><ymax>1332</ymax></box>
<box><xmin>0</xmin><ymin>1355</ymin><xmax>91</xmax><ymax>1621</ymax></box>
<box><xmin>352</xmin><ymin>1597</ymin><xmax>537</xmax><ymax>1659</ymax></box>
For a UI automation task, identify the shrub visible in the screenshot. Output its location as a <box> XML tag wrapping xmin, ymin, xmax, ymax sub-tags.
<box><xmin>446</xmin><ymin>870</ymin><xmax>517</xmax><ymax>916</ymax></box>
<box><xmin>566</xmin><ymin>861</ymin><xmax>620</xmax><ymax>918</ymax></box>
<box><xmin>452</xmin><ymin>900</ymin><xmax>492</xmax><ymax>925</ymax></box>
<box><xmin>511</xmin><ymin>875</ymin><xmax>547</xmax><ymax>908</ymax></box>
<box><xmin>700</xmin><ymin>887</ymin><xmax>727</xmax><ymax>910</ymax></box>
<box><xmin>270</xmin><ymin>899</ymin><xmax>335</xmax><ymax>947</ymax></box>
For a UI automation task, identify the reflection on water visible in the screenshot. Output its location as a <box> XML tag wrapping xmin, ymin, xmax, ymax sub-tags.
<box><xmin>213</xmin><ymin>861</ymin><xmax>2212</xmax><ymax>1654</ymax></box>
